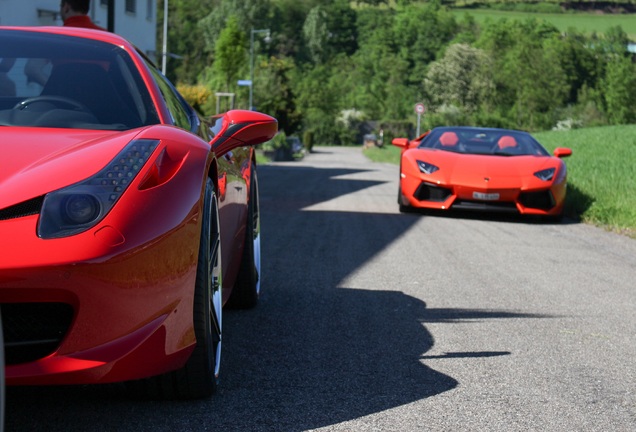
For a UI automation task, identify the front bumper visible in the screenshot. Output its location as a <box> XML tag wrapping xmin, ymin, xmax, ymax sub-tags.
<box><xmin>0</xmin><ymin>213</ymin><xmax>199</xmax><ymax>385</ymax></box>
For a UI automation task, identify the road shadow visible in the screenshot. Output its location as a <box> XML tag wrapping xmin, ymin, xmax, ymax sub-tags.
<box><xmin>4</xmin><ymin>163</ymin><xmax>555</xmax><ymax>431</ymax></box>
<box><xmin>405</xmin><ymin>206</ymin><xmax>581</xmax><ymax>226</ymax></box>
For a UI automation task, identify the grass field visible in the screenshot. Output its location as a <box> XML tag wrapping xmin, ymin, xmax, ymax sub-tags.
<box><xmin>451</xmin><ymin>9</ymin><xmax>636</xmax><ymax>39</ymax></box>
<box><xmin>363</xmin><ymin>124</ymin><xmax>636</xmax><ymax>237</ymax></box>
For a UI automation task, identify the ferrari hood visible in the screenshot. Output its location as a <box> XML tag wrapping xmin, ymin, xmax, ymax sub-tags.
<box><xmin>0</xmin><ymin>127</ymin><xmax>144</xmax><ymax>209</ymax></box>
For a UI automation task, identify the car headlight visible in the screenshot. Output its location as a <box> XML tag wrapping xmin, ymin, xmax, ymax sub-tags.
<box><xmin>417</xmin><ymin>160</ymin><xmax>439</xmax><ymax>175</ymax></box>
<box><xmin>534</xmin><ymin>167</ymin><xmax>555</xmax><ymax>181</ymax></box>
<box><xmin>38</xmin><ymin>139</ymin><xmax>159</xmax><ymax>239</ymax></box>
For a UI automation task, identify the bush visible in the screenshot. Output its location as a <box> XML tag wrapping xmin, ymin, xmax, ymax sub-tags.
<box><xmin>176</xmin><ymin>84</ymin><xmax>212</xmax><ymax>112</ymax></box>
<box><xmin>303</xmin><ymin>129</ymin><xmax>315</xmax><ymax>152</ymax></box>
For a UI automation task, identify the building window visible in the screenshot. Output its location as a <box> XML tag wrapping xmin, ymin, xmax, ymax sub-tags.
<box><xmin>125</xmin><ymin>0</ymin><xmax>136</xmax><ymax>13</ymax></box>
<box><xmin>146</xmin><ymin>0</ymin><xmax>153</xmax><ymax>20</ymax></box>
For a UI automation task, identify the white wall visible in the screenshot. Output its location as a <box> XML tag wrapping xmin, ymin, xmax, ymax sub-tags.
<box><xmin>0</xmin><ymin>0</ymin><xmax>157</xmax><ymax>63</ymax></box>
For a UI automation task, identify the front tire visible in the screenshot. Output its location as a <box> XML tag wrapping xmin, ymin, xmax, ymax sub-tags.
<box><xmin>182</xmin><ymin>177</ymin><xmax>223</xmax><ymax>397</ymax></box>
<box><xmin>398</xmin><ymin>186</ymin><xmax>414</xmax><ymax>213</ymax></box>
<box><xmin>227</xmin><ymin>167</ymin><xmax>261</xmax><ymax>309</ymax></box>
<box><xmin>130</xmin><ymin>178</ymin><xmax>222</xmax><ymax>399</ymax></box>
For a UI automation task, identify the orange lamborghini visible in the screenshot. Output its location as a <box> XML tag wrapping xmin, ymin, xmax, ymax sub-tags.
<box><xmin>392</xmin><ymin>126</ymin><xmax>572</xmax><ymax>219</ymax></box>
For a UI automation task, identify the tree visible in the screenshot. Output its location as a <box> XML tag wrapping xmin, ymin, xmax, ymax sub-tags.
<box><xmin>302</xmin><ymin>0</ymin><xmax>358</xmax><ymax>65</ymax></box>
<box><xmin>423</xmin><ymin>43</ymin><xmax>494</xmax><ymax>114</ymax></box>
<box><xmin>199</xmin><ymin>0</ymin><xmax>274</xmax><ymax>69</ymax></box>
<box><xmin>603</xmin><ymin>55</ymin><xmax>636</xmax><ymax>125</ymax></box>
<box><xmin>503</xmin><ymin>35</ymin><xmax>568</xmax><ymax>130</ymax></box>
<box><xmin>257</xmin><ymin>56</ymin><xmax>302</xmax><ymax>134</ymax></box>
<box><xmin>544</xmin><ymin>29</ymin><xmax>600</xmax><ymax>105</ymax></box>
<box><xmin>302</xmin><ymin>5</ymin><xmax>329</xmax><ymax>64</ymax></box>
<box><xmin>213</xmin><ymin>16</ymin><xmax>248</xmax><ymax>91</ymax></box>
<box><xmin>392</xmin><ymin>2</ymin><xmax>457</xmax><ymax>85</ymax></box>
<box><xmin>159</xmin><ymin>0</ymin><xmax>217</xmax><ymax>83</ymax></box>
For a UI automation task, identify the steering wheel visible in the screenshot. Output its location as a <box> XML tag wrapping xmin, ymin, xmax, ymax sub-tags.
<box><xmin>13</xmin><ymin>96</ymin><xmax>90</xmax><ymax>112</ymax></box>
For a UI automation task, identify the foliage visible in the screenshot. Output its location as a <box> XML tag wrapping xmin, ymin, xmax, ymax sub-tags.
<box><xmin>423</xmin><ymin>43</ymin><xmax>494</xmax><ymax>114</ymax></box>
<box><xmin>213</xmin><ymin>16</ymin><xmax>248</xmax><ymax>91</ymax></box>
<box><xmin>256</xmin><ymin>56</ymin><xmax>302</xmax><ymax>134</ymax></box>
<box><xmin>303</xmin><ymin>129</ymin><xmax>315</xmax><ymax>152</ymax></box>
<box><xmin>602</xmin><ymin>55</ymin><xmax>636</xmax><ymax>125</ymax></box>
<box><xmin>176</xmin><ymin>83</ymin><xmax>212</xmax><ymax>112</ymax></box>
<box><xmin>164</xmin><ymin>0</ymin><xmax>636</xmax><ymax>143</ymax></box>
<box><xmin>261</xmin><ymin>131</ymin><xmax>287</xmax><ymax>151</ymax></box>
<box><xmin>302</xmin><ymin>5</ymin><xmax>329</xmax><ymax>64</ymax></box>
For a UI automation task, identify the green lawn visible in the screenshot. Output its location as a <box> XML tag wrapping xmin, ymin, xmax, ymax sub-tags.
<box><xmin>364</xmin><ymin>124</ymin><xmax>636</xmax><ymax>237</ymax></box>
<box><xmin>451</xmin><ymin>9</ymin><xmax>636</xmax><ymax>39</ymax></box>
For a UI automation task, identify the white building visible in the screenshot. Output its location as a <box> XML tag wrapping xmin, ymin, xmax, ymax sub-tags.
<box><xmin>0</xmin><ymin>0</ymin><xmax>157</xmax><ymax>62</ymax></box>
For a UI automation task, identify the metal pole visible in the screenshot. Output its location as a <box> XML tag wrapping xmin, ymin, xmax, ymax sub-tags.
<box><xmin>162</xmin><ymin>0</ymin><xmax>168</xmax><ymax>75</ymax></box>
<box><xmin>107</xmin><ymin>0</ymin><xmax>114</xmax><ymax>32</ymax></box>
<box><xmin>249</xmin><ymin>29</ymin><xmax>254</xmax><ymax>110</ymax></box>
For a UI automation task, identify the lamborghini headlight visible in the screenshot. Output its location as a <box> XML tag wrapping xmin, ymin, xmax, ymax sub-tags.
<box><xmin>534</xmin><ymin>167</ymin><xmax>555</xmax><ymax>181</ymax></box>
<box><xmin>38</xmin><ymin>139</ymin><xmax>159</xmax><ymax>239</ymax></box>
<box><xmin>417</xmin><ymin>160</ymin><xmax>439</xmax><ymax>175</ymax></box>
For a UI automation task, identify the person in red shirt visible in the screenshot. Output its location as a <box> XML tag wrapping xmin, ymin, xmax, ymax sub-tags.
<box><xmin>24</xmin><ymin>0</ymin><xmax>107</xmax><ymax>86</ymax></box>
<box><xmin>60</xmin><ymin>0</ymin><xmax>106</xmax><ymax>30</ymax></box>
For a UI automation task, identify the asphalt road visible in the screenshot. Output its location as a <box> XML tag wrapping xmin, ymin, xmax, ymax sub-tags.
<box><xmin>5</xmin><ymin>146</ymin><xmax>636</xmax><ymax>431</ymax></box>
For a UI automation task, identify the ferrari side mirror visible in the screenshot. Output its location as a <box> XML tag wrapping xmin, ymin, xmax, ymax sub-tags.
<box><xmin>209</xmin><ymin>110</ymin><xmax>278</xmax><ymax>156</ymax></box>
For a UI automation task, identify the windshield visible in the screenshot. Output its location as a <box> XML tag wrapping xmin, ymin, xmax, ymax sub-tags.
<box><xmin>0</xmin><ymin>29</ymin><xmax>160</xmax><ymax>130</ymax></box>
<box><xmin>419</xmin><ymin>127</ymin><xmax>549</xmax><ymax>157</ymax></box>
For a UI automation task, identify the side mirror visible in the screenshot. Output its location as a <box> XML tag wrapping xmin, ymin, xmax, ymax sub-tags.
<box><xmin>553</xmin><ymin>147</ymin><xmax>572</xmax><ymax>158</ymax></box>
<box><xmin>392</xmin><ymin>138</ymin><xmax>409</xmax><ymax>149</ymax></box>
<box><xmin>209</xmin><ymin>109</ymin><xmax>278</xmax><ymax>156</ymax></box>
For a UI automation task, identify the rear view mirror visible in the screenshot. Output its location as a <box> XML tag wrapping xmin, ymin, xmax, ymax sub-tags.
<box><xmin>209</xmin><ymin>110</ymin><xmax>278</xmax><ymax>156</ymax></box>
<box><xmin>554</xmin><ymin>147</ymin><xmax>572</xmax><ymax>158</ymax></box>
<box><xmin>392</xmin><ymin>138</ymin><xmax>409</xmax><ymax>149</ymax></box>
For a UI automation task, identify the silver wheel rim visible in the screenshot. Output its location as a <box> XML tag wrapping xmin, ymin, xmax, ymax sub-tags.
<box><xmin>209</xmin><ymin>192</ymin><xmax>222</xmax><ymax>378</ymax></box>
<box><xmin>253</xmin><ymin>176</ymin><xmax>261</xmax><ymax>295</ymax></box>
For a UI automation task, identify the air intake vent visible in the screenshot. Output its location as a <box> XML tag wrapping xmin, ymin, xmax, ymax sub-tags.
<box><xmin>0</xmin><ymin>196</ymin><xmax>44</xmax><ymax>221</ymax></box>
<box><xmin>1</xmin><ymin>302</ymin><xmax>74</xmax><ymax>365</ymax></box>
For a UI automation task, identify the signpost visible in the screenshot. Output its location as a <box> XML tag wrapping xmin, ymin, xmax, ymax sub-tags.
<box><xmin>415</xmin><ymin>103</ymin><xmax>426</xmax><ymax>137</ymax></box>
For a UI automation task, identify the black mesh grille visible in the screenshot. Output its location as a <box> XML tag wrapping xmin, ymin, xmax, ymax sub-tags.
<box><xmin>414</xmin><ymin>183</ymin><xmax>452</xmax><ymax>202</ymax></box>
<box><xmin>0</xmin><ymin>196</ymin><xmax>44</xmax><ymax>221</ymax></box>
<box><xmin>519</xmin><ymin>190</ymin><xmax>555</xmax><ymax>210</ymax></box>
<box><xmin>1</xmin><ymin>302</ymin><xmax>74</xmax><ymax>365</ymax></box>
<box><xmin>452</xmin><ymin>200</ymin><xmax>518</xmax><ymax>213</ymax></box>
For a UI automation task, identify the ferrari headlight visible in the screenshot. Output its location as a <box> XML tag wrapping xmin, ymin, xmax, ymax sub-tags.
<box><xmin>417</xmin><ymin>160</ymin><xmax>439</xmax><ymax>175</ymax></box>
<box><xmin>534</xmin><ymin>167</ymin><xmax>555</xmax><ymax>181</ymax></box>
<box><xmin>38</xmin><ymin>139</ymin><xmax>159</xmax><ymax>239</ymax></box>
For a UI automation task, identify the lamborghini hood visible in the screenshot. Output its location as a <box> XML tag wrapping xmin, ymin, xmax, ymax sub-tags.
<box><xmin>0</xmin><ymin>127</ymin><xmax>144</xmax><ymax>209</ymax></box>
<box><xmin>416</xmin><ymin>149</ymin><xmax>556</xmax><ymax>187</ymax></box>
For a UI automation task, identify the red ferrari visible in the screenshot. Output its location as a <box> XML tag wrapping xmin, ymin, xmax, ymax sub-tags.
<box><xmin>0</xmin><ymin>26</ymin><xmax>277</xmax><ymax>399</ymax></box>
<box><xmin>393</xmin><ymin>126</ymin><xmax>572</xmax><ymax>219</ymax></box>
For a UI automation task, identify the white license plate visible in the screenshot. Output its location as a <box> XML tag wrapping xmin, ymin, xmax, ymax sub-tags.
<box><xmin>473</xmin><ymin>192</ymin><xmax>500</xmax><ymax>201</ymax></box>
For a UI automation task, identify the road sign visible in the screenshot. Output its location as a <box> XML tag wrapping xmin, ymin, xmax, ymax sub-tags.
<box><xmin>237</xmin><ymin>80</ymin><xmax>252</xmax><ymax>86</ymax></box>
<box><xmin>415</xmin><ymin>103</ymin><xmax>426</xmax><ymax>114</ymax></box>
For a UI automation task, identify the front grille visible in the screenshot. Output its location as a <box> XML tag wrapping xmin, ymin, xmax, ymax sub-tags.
<box><xmin>452</xmin><ymin>200</ymin><xmax>518</xmax><ymax>213</ymax></box>
<box><xmin>1</xmin><ymin>302</ymin><xmax>74</xmax><ymax>365</ymax></box>
<box><xmin>519</xmin><ymin>190</ymin><xmax>555</xmax><ymax>210</ymax></box>
<box><xmin>0</xmin><ymin>196</ymin><xmax>44</xmax><ymax>221</ymax></box>
<box><xmin>414</xmin><ymin>183</ymin><xmax>452</xmax><ymax>202</ymax></box>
